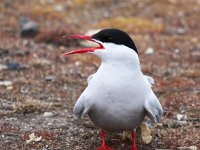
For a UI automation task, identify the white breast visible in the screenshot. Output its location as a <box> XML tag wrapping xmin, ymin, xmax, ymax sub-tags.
<box><xmin>73</xmin><ymin>43</ymin><xmax>158</xmax><ymax>131</ymax></box>
<box><xmin>86</xmin><ymin>62</ymin><xmax>150</xmax><ymax>131</ymax></box>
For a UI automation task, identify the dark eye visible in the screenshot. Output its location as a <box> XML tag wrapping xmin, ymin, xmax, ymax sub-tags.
<box><xmin>102</xmin><ymin>34</ymin><xmax>113</xmax><ymax>42</ymax></box>
<box><xmin>107</xmin><ymin>36</ymin><xmax>112</xmax><ymax>41</ymax></box>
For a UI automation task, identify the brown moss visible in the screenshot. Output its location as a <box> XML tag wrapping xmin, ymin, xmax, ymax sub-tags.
<box><xmin>73</xmin><ymin>0</ymin><xmax>91</xmax><ymax>6</ymax></box>
<box><xmin>34</xmin><ymin>27</ymin><xmax>79</xmax><ymax>46</ymax></box>
<box><xmin>93</xmin><ymin>17</ymin><xmax>165</xmax><ymax>33</ymax></box>
<box><xmin>12</xmin><ymin>99</ymin><xmax>54</xmax><ymax>114</ymax></box>
<box><xmin>32</xmin><ymin>5</ymin><xmax>65</xmax><ymax>20</ymax></box>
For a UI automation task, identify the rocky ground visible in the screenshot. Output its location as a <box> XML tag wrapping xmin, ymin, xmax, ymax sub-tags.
<box><xmin>0</xmin><ymin>0</ymin><xmax>199</xmax><ymax>149</ymax></box>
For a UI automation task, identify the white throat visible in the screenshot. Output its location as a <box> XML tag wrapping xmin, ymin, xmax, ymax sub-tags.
<box><xmin>92</xmin><ymin>43</ymin><xmax>141</xmax><ymax>71</ymax></box>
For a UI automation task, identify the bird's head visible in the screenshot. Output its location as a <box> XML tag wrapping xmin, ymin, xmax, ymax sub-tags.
<box><xmin>63</xmin><ymin>29</ymin><xmax>139</xmax><ymax>63</ymax></box>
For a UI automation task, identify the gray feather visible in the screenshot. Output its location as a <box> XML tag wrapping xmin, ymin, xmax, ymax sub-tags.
<box><xmin>145</xmin><ymin>75</ymin><xmax>155</xmax><ymax>87</ymax></box>
<box><xmin>144</xmin><ymin>92</ymin><xmax>163</xmax><ymax>122</ymax></box>
<box><xmin>73</xmin><ymin>98</ymin><xmax>85</xmax><ymax>119</ymax></box>
<box><xmin>73</xmin><ymin>90</ymin><xmax>93</xmax><ymax>119</ymax></box>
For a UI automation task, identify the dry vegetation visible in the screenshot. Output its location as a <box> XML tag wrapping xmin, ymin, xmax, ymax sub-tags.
<box><xmin>0</xmin><ymin>0</ymin><xmax>199</xmax><ymax>150</ymax></box>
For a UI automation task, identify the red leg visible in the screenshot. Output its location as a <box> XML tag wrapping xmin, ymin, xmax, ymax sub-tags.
<box><xmin>131</xmin><ymin>131</ymin><xmax>138</xmax><ymax>150</ymax></box>
<box><xmin>96</xmin><ymin>130</ymin><xmax>113</xmax><ymax>150</ymax></box>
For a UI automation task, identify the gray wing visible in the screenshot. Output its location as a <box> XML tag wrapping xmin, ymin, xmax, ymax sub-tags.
<box><xmin>144</xmin><ymin>75</ymin><xmax>155</xmax><ymax>87</ymax></box>
<box><xmin>144</xmin><ymin>91</ymin><xmax>163</xmax><ymax>122</ymax></box>
<box><xmin>73</xmin><ymin>87</ymin><xmax>93</xmax><ymax>119</ymax></box>
<box><xmin>74</xmin><ymin>73</ymin><xmax>95</xmax><ymax>119</ymax></box>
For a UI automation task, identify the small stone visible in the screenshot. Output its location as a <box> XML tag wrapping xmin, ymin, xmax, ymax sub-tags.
<box><xmin>1</xmin><ymin>134</ymin><xmax>5</xmax><ymax>138</ymax></box>
<box><xmin>0</xmin><ymin>64</ymin><xmax>7</xmax><ymax>71</ymax></box>
<box><xmin>10</xmin><ymin>50</ymin><xmax>30</xmax><ymax>57</ymax></box>
<box><xmin>63</xmin><ymin>84</ymin><xmax>68</xmax><ymax>90</ymax></box>
<box><xmin>54</xmin><ymin>4</ymin><xmax>64</xmax><ymax>12</ymax></box>
<box><xmin>26</xmin><ymin>133</ymin><xmax>42</xmax><ymax>144</ymax></box>
<box><xmin>67</xmin><ymin>115</ymin><xmax>73</xmax><ymax>118</ymax></box>
<box><xmin>170</xmin><ymin>120</ymin><xmax>187</xmax><ymax>128</ymax></box>
<box><xmin>176</xmin><ymin>114</ymin><xmax>187</xmax><ymax>121</ymax></box>
<box><xmin>178</xmin><ymin>146</ymin><xmax>197</xmax><ymax>150</ymax></box>
<box><xmin>31</xmin><ymin>58</ymin><xmax>52</xmax><ymax>66</ymax></box>
<box><xmin>45</xmin><ymin>76</ymin><xmax>56</xmax><ymax>81</ymax></box>
<box><xmin>19</xmin><ymin>16</ymin><xmax>39</xmax><ymax>38</ymax></box>
<box><xmin>43</xmin><ymin>112</ymin><xmax>53</xmax><ymax>117</ymax></box>
<box><xmin>0</xmin><ymin>48</ymin><xmax>9</xmax><ymax>57</ymax></box>
<box><xmin>75</xmin><ymin>61</ymin><xmax>80</xmax><ymax>66</ymax></box>
<box><xmin>189</xmin><ymin>146</ymin><xmax>197</xmax><ymax>150</ymax></box>
<box><xmin>0</xmin><ymin>80</ymin><xmax>12</xmax><ymax>87</ymax></box>
<box><xmin>5</xmin><ymin>117</ymin><xmax>17</xmax><ymax>121</ymax></box>
<box><xmin>175</xmin><ymin>48</ymin><xmax>180</xmax><ymax>53</ymax></box>
<box><xmin>176</xmin><ymin>28</ymin><xmax>186</xmax><ymax>34</ymax></box>
<box><xmin>145</xmin><ymin>47</ymin><xmax>154</xmax><ymax>55</ymax></box>
<box><xmin>6</xmin><ymin>62</ymin><xmax>26</xmax><ymax>71</ymax></box>
<box><xmin>6</xmin><ymin>86</ymin><xmax>13</xmax><ymax>90</ymax></box>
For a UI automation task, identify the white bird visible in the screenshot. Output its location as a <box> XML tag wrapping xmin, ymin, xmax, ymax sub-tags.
<box><xmin>63</xmin><ymin>29</ymin><xmax>163</xmax><ymax>150</ymax></box>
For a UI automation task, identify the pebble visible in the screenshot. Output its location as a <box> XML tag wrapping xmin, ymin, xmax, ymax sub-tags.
<box><xmin>178</xmin><ymin>146</ymin><xmax>197</xmax><ymax>150</ymax></box>
<box><xmin>0</xmin><ymin>48</ymin><xmax>9</xmax><ymax>57</ymax></box>
<box><xmin>31</xmin><ymin>58</ymin><xmax>52</xmax><ymax>66</ymax></box>
<box><xmin>19</xmin><ymin>16</ymin><xmax>39</xmax><ymax>37</ymax></box>
<box><xmin>43</xmin><ymin>112</ymin><xmax>54</xmax><ymax>117</ymax></box>
<box><xmin>176</xmin><ymin>114</ymin><xmax>187</xmax><ymax>121</ymax></box>
<box><xmin>0</xmin><ymin>62</ymin><xmax>27</xmax><ymax>71</ymax></box>
<box><xmin>176</xmin><ymin>28</ymin><xmax>186</xmax><ymax>34</ymax></box>
<box><xmin>10</xmin><ymin>50</ymin><xmax>30</xmax><ymax>57</ymax></box>
<box><xmin>45</xmin><ymin>76</ymin><xmax>56</xmax><ymax>81</ymax></box>
<box><xmin>75</xmin><ymin>61</ymin><xmax>80</xmax><ymax>66</ymax></box>
<box><xmin>4</xmin><ymin>117</ymin><xmax>17</xmax><ymax>122</ymax></box>
<box><xmin>0</xmin><ymin>80</ymin><xmax>12</xmax><ymax>87</ymax></box>
<box><xmin>26</xmin><ymin>133</ymin><xmax>42</xmax><ymax>144</ymax></box>
<box><xmin>54</xmin><ymin>4</ymin><xmax>64</xmax><ymax>12</ymax></box>
<box><xmin>188</xmin><ymin>146</ymin><xmax>197</xmax><ymax>150</ymax></box>
<box><xmin>175</xmin><ymin>48</ymin><xmax>180</xmax><ymax>53</ymax></box>
<box><xmin>170</xmin><ymin>120</ymin><xmax>187</xmax><ymax>128</ymax></box>
<box><xmin>145</xmin><ymin>47</ymin><xmax>154</xmax><ymax>55</ymax></box>
<box><xmin>0</xmin><ymin>64</ymin><xmax>7</xmax><ymax>71</ymax></box>
<box><xmin>6</xmin><ymin>62</ymin><xmax>25</xmax><ymax>71</ymax></box>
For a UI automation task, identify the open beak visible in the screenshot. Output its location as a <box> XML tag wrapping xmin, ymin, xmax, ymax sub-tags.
<box><xmin>62</xmin><ymin>35</ymin><xmax>104</xmax><ymax>56</ymax></box>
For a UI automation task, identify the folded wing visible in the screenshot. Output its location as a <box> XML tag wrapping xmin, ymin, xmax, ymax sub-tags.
<box><xmin>73</xmin><ymin>88</ymin><xmax>92</xmax><ymax>119</ymax></box>
<box><xmin>144</xmin><ymin>75</ymin><xmax>155</xmax><ymax>87</ymax></box>
<box><xmin>144</xmin><ymin>91</ymin><xmax>163</xmax><ymax>122</ymax></box>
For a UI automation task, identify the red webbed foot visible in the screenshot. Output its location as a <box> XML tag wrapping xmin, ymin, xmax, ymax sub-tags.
<box><xmin>96</xmin><ymin>145</ymin><xmax>113</xmax><ymax>150</ymax></box>
<box><xmin>96</xmin><ymin>130</ymin><xmax>113</xmax><ymax>150</ymax></box>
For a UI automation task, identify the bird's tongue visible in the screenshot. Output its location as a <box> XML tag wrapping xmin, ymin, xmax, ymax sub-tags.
<box><xmin>62</xmin><ymin>35</ymin><xmax>104</xmax><ymax>56</ymax></box>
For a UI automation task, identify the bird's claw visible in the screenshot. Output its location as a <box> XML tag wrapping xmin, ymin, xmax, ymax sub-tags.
<box><xmin>131</xmin><ymin>145</ymin><xmax>138</xmax><ymax>150</ymax></box>
<box><xmin>96</xmin><ymin>145</ymin><xmax>113</xmax><ymax>150</ymax></box>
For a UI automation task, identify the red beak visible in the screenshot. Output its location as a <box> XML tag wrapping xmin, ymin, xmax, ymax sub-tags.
<box><xmin>62</xmin><ymin>35</ymin><xmax>104</xmax><ymax>56</ymax></box>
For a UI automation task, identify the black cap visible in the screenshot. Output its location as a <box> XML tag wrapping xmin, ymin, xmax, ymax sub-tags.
<box><xmin>92</xmin><ymin>29</ymin><xmax>138</xmax><ymax>54</ymax></box>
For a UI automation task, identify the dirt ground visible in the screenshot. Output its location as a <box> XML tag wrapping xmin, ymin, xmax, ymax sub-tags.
<box><xmin>0</xmin><ymin>0</ymin><xmax>199</xmax><ymax>150</ymax></box>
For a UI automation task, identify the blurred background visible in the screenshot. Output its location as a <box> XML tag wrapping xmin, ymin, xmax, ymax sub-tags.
<box><xmin>0</xmin><ymin>0</ymin><xmax>199</xmax><ymax>149</ymax></box>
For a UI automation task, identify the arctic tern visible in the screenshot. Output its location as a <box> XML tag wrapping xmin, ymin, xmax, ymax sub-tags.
<box><xmin>63</xmin><ymin>29</ymin><xmax>163</xmax><ymax>150</ymax></box>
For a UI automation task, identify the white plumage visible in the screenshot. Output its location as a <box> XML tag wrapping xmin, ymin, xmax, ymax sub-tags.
<box><xmin>73</xmin><ymin>42</ymin><xmax>163</xmax><ymax>131</ymax></box>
